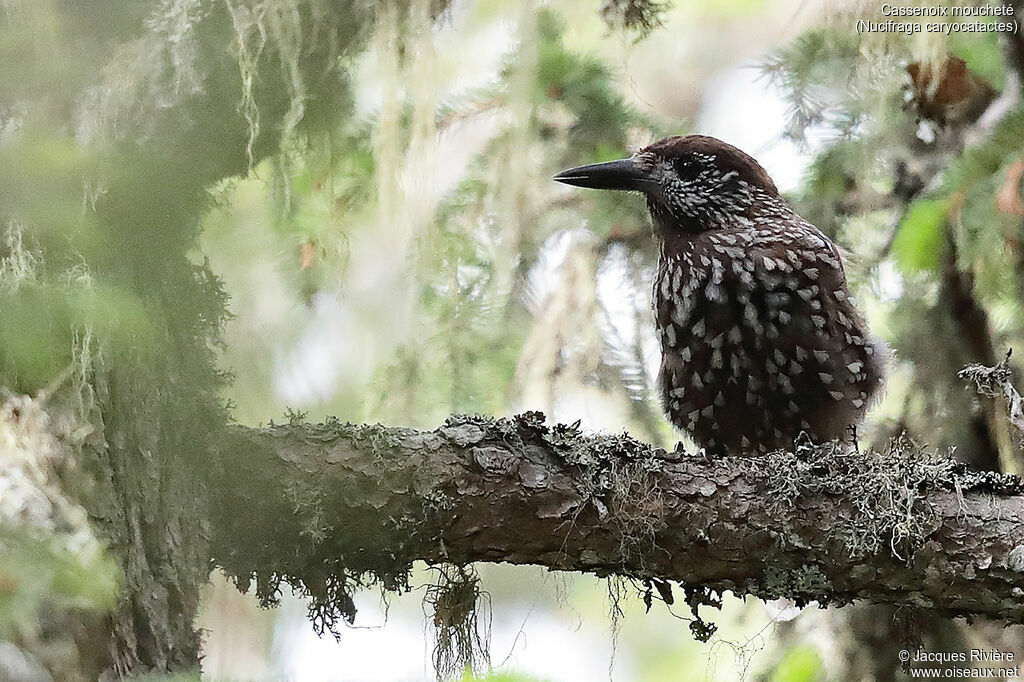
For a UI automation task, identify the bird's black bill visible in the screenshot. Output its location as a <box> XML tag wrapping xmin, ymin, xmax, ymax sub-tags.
<box><xmin>553</xmin><ymin>158</ymin><xmax>655</xmax><ymax>191</ymax></box>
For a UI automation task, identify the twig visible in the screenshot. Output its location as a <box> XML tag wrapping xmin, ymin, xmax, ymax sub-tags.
<box><xmin>959</xmin><ymin>349</ymin><xmax>1024</xmax><ymax>446</ymax></box>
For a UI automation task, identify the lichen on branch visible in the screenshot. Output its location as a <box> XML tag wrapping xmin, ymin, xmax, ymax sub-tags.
<box><xmin>208</xmin><ymin>411</ymin><xmax>1024</xmax><ymax>643</ymax></box>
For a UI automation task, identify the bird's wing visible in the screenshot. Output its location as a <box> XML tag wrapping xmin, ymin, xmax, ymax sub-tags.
<box><xmin>736</xmin><ymin>224</ymin><xmax>880</xmax><ymax>437</ymax></box>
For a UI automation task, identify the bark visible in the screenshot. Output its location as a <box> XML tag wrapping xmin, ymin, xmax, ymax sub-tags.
<box><xmin>209</xmin><ymin>412</ymin><xmax>1024</xmax><ymax>635</ymax></box>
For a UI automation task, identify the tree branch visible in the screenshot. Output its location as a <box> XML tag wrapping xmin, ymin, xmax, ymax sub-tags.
<box><xmin>209</xmin><ymin>412</ymin><xmax>1024</xmax><ymax>634</ymax></box>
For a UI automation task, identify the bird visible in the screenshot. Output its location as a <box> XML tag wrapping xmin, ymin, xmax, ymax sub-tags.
<box><xmin>553</xmin><ymin>135</ymin><xmax>884</xmax><ymax>455</ymax></box>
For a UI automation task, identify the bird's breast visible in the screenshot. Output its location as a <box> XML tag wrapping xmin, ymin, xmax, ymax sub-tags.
<box><xmin>653</xmin><ymin>238</ymin><xmax>883</xmax><ymax>454</ymax></box>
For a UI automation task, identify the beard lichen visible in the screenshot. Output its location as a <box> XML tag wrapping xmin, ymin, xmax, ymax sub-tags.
<box><xmin>762</xmin><ymin>434</ymin><xmax>1010</xmax><ymax>562</ymax></box>
<box><xmin>425</xmin><ymin>563</ymin><xmax>490</xmax><ymax>681</ymax></box>
<box><xmin>526</xmin><ymin>413</ymin><xmax>671</xmax><ymax>574</ymax></box>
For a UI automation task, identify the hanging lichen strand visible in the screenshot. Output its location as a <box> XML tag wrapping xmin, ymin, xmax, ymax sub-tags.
<box><xmin>0</xmin><ymin>1</ymin><xmax>463</xmax><ymax>677</ymax></box>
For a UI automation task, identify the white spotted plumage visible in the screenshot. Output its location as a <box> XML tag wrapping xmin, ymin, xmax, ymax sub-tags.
<box><xmin>557</xmin><ymin>134</ymin><xmax>884</xmax><ymax>455</ymax></box>
<box><xmin>641</xmin><ymin>136</ymin><xmax>885</xmax><ymax>455</ymax></box>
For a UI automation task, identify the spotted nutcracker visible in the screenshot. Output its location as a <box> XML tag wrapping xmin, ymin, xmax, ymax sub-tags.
<box><xmin>554</xmin><ymin>135</ymin><xmax>884</xmax><ymax>455</ymax></box>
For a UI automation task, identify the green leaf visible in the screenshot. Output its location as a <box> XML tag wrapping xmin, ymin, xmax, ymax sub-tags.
<box><xmin>891</xmin><ymin>198</ymin><xmax>948</xmax><ymax>274</ymax></box>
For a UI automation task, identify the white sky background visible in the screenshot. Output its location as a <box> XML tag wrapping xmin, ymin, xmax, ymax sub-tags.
<box><xmin>212</xmin><ymin>1</ymin><xmax>832</xmax><ymax>681</ymax></box>
<box><xmin>698</xmin><ymin>64</ymin><xmax>810</xmax><ymax>194</ymax></box>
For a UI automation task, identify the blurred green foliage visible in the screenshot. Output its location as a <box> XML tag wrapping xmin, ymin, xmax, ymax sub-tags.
<box><xmin>949</xmin><ymin>18</ymin><xmax>1007</xmax><ymax>88</ymax></box>
<box><xmin>892</xmin><ymin>198</ymin><xmax>948</xmax><ymax>275</ymax></box>
<box><xmin>0</xmin><ymin>533</ymin><xmax>118</xmax><ymax>634</ymax></box>
<box><xmin>767</xmin><ymin>645</ymin><xmax>823</xmax><ymax>682</ymax></box>
<box><xmin>535</xmin><ymin>10</ymin><xmax>633</xmax><ymax>158</ymax></box>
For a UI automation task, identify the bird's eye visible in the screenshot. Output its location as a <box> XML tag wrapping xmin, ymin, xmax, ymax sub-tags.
<box><xmin>673</xmin><ymin>157</ymin><xmax>702</xmax><ymax>181</ymax></box>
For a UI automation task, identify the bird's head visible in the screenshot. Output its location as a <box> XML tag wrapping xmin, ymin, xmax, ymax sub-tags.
<box><xmin>554</xmin><ymin>135</ymin><xmax>780</xmax><ymax>232</ymax></box>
